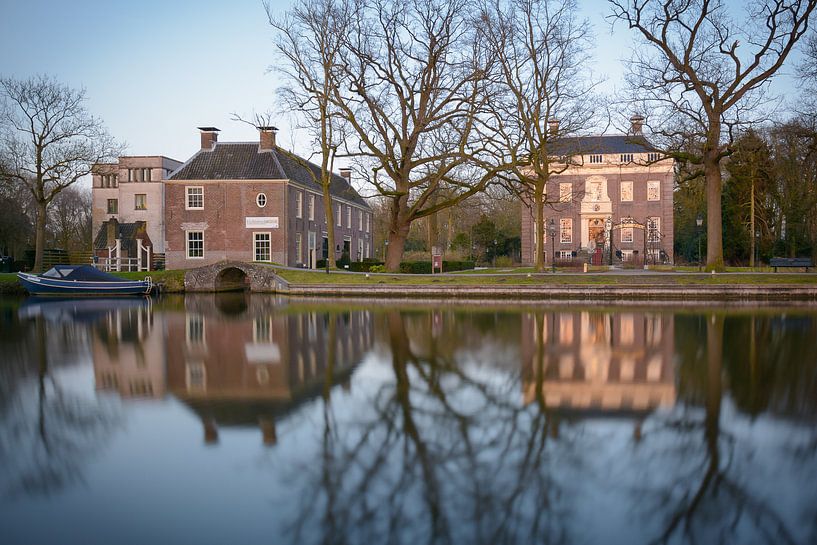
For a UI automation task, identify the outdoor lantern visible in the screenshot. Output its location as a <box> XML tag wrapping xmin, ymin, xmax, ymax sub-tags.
<box><xmin>548</xmin><ymin>218</ymin><xmax>557</xmax><ymax>238</ymax></box>
<box><xmin>696</xmin><ymin>215</ymin><xmax>703</xmax><ymax>228</ymax></box>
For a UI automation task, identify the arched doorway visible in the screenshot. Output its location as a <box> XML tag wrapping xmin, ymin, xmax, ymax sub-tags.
<box><xmin>215</xmin><ymin>267</ymin><xmax>249</xmax><ymax>292</ymax></box>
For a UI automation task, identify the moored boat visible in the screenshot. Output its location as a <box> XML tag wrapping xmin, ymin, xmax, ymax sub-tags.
<box><xmin>17</xmin><ymin>265</ymin><xmax>153</xmax><ymax>296</ymax></box>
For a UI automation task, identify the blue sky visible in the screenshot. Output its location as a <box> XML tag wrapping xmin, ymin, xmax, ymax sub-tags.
<box><xmin>0</xmin><ymin>0</ymin><xmax>805</xmax><ymax>165</ymax></box>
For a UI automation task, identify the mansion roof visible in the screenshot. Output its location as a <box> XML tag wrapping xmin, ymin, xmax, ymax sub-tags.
<box><xmin>169</xmin><ymin>142</ymin><xmax>369</xmax><ymax>208</ymax></box>
<box><xmin>551</xmin><ymin>134</ymin><xmax>655</xmax><ymax>156</ymax></box>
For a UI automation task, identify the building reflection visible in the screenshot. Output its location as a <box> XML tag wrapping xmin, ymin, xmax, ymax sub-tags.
<box><xmin>166</xmin><ymin>296</ymin><xmax>374</xmax><ymax>444</ymax></box>
<box><xmin>92</xmin><ymin>300</ymin><xmax>165</xmax><ymax>399</ymax></box>
<box><xmin>521</xmin><ymin>310</ymin><xmax>675</xmax><ymax>414</ymax></box>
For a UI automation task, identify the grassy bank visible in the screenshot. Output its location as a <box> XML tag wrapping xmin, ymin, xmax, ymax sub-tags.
<box><xmin>3</xmin><ymin>268</ymin><xmax>816</xmax><ymax>297</ymax></box>
<box><xmin>276</xmin><ymin>269</ymin><xmax>817</xmax><ymax>286</ymax></box>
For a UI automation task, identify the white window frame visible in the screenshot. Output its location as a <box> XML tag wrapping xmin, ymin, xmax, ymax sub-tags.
<box><xmin>308</xmin><ymin>194</ymin><xmax>315</xmax><ymax>221</ymax></box>
<box><xmin>134</xmin><ymin>193</ymin><xmax>147</xmax><ymax>210</ymax></box>
<box><xmin>620</xmin><ymin>181</ymin><xmax>633</xmax><ymax>202</ymax></box>
<box><xmin>186</xmin><ymin>186</ymin><xmax>204</xmax><ymax>210</ymax></box>
<box><xmin>346</xmin><ymin>205</ymin><xmax>352</xmax><ymax>228</ymax></box>
<box><xmin>621</xmin><ymin>226</ymin><xmax>634</xmax><ymax>243</ymax></box>
<box><xmin>559</xmin><ymin>183</ymin><xmax>572</xmax><ymax>203</ymax></box>
<box><xmin>560</xmin><ymin>218</ymin><xmax>572</xmax><ymax>244</ymax></box>
<box><xmin>589</xmin><ymin>154</ymin><xmax>603</xmax><ymax>164</ymax></box>
<box><xmin>296</xmin><ymin>191</ymin><xmax>303</xmax><ymax>218</ymax></box>
<box><xmin>366</xmin><ymin>213</ymin><xmax>370</xmax><ymax>233</ymax></box>
<box><xmin>256</xmin><ymin>193</ymin><xmax>267</xmax><ymax>208</ymax></box>
<box><xmin>186</xmin><ymin>314</ymin><xmax>205</xmax><ymax>346</ymax></box>
<box><xmin>620</xmin><ymin>153</ymin><xmax>633</xmax><ymax>163</ymax></box>
<box><xmin>647</xmin><ymin>152</ymin><xmax>661</xmax><ymax>162</ymax></box>
<box><xmin>359</xmin><ymin>209</ymin><xmax>363</xmax><ymax>231</ymax></box>
<box><xmin>337</xmin><ymin>204</ymin><xmax>342</xmax><ymax>226</ymax></box>
<box><xmin>107</xmin><ymin>198</ymin><xmax>118</xmax><ymax>214</ymax></box>
<box><xmin>254</xmin><ymin>232</ymin><xmax>272</xmax><ymax>262</ymax></box>
<box><xmin>186</xmin><ymin>230</ymin><xmax>204</xmax><ymax>259</ymax></box>
<box><xmin>357</xmin><ymin>238</ymin><xmax>363</xmax><ymax>261</ymax></box>
<box><xmin>647</xmin><ymin>180</ymin><xmax>661</xmax><ymax>201</ymax></box>
<box><xmin>295</xmin><ymin>232</ymin><xmax>303</xmax><ymax>263</ymax></box>
<box><xmin>647</xmin><ymin>217</ymin><xmax>661</xmax><ymax>242</ymax></box>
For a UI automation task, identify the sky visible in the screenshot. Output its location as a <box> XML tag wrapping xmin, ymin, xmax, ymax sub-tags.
<box><xmin>0</xmin><ymin>0</ymin><xmax>806</xmax><ymax>167</ymax></box>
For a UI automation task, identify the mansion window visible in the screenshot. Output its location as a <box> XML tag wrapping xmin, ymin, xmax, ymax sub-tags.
<box><xmin>560</xmin><ymin>218</ymin><xmax>572</xmax><ymax>244</ymax></box>
<box><xmin>256</xmin><ymin>193</ymin><xmax>267</xmax><ymax>208</ymax></box>
<box><xmin>647</xmin><ymin>217</ymin><xmax>661</xmax><ymax>242</ymax></box>
<box><xmin>337</xmin><ymin>204</ymin><xmax>342</xmax><ymax>226</ymax></box>
<box><xmin>100</xmin><ymin>174</ymin><xmax>118</xmax><ymax>188</ymax></box>
<box><xmin>186</xmin><ymin>231</ymin><xmax>204</xmax><ymax>258</ymax></box>
<box><xmin>559</xmin><ymin>183</ymin><xmax>572</xmax><ymax>203</ymax></box>
<box><xmin>621</xmin><ymin>227</ymin><xmax>634</xmax><ymax>243</ymax></box>
<box><xmin>134</xmin><ymin>194</ymin><xmax>147</xmax><ymax>210</ymax></box>
<box><xmin>366</xmin><ymin>213</ymin><xmax>370</xmax><ymax>233</ymax></box>
<box><xmin>127</xmin><ymin>168</ymin><xmax>152</xmax><ymax>182</ymax></box>
<box><xmin>346</xmin><ymin>205</ymin><xmax>352</xmax><ymax>228</ymax></box>
<box><xmin>107</xmin><ymin>198</ymin><xmax>118</xmax><ymax>214</ymax></box>
<box><xmin>589</xmin><ymin>154</ymin><xmax>603</xmax><ymax>164</ymax></box>
<box><xmin>647</xmin><ymin>181</ymin><xmax>660</xmax><ymax>201</ymax></box>
<box><xmin>296</xmin><ymin>191</ymin><xmax>303</xmax><ymax>218</ymax></box>
<box><xmin>647</xmin><ymin>152</ymin><xmax>661</xmax><ymax>162</ymax></box>
<box><xmin>308</xmin><ymin>195</ymin><xmax>315</xmax><ymax>221</ymax></box>
<box><xmin>620</xmin><ymin>181</ymin><xmax>633</xmax><ymax>201</ymax></box>
<box><xmin>589</xmin><ymin>181</ymin><xmax>603</xmax><ymax>201</ymax></box>
<box><xmin>620</xmin><ymin>153</ymin><xmax>633</xmax><ymax>163</ymax></box>
<box><xmin>295</xmin><ymin>232</ymin><xmax>303</xmax><ymax>263</ymax></box>
<box><xmin>254</xmin><ymin>232</ymin><xmax>271</xmax><ymax>262</ymax></box>
<box><xmin>186</xmin><ymin>186</ymin><xmax>204</xmax><ymax>210</ymax></box>
<box><xmin>359</xmin><ymin>210</ymin><xmax>364</xmax><ymax>231</ymax></box>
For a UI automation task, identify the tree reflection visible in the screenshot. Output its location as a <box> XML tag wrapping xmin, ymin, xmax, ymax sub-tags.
<box><xmin>641</xmin><ymin>313</ymin><xmax>814</xmax><ymax>545</ymax></box>
<box><xmin>286</xmin><ymin>309</ymin><xmax>572</xmax><ymax>545</ymax></box>
<box><xmin>0</xmin><ymin>312</ymin><xmax>119</xmax><ymax>498</ymax></box>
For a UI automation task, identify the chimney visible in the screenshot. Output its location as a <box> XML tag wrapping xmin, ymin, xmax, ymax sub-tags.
<box><xmin>106</xmin><ymin>217</ymin><xmax>118</xmax><ymax>246</ymax></box>
<box><xmin>629</xmin><ymin>115</ymin><xmax>644</xmax><ymax>136</ymax></box>
<box><xmin>548</xmin><ymin>119</ymin><xmax>560</xmax><ymax>136</ymax></box>
<box><xmin>339</xmin><ymin>168</ymin><xmax>352</xmax><ymax>182</ymax></box>
<box><xmin>198</xmin><ymin>127</ymin><xmax>220</xmax><ymax>150</ymax></box>
<box><xmin>259</xmin><ymin>126</ymin><xmax>278</xmax><ymax>151</ymax></box>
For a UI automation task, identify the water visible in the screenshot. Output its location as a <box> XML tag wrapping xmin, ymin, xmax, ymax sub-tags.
<box><xmin>0</xmin><ymin>295</ymin><xmax>816</xmax><ymax>545</ymax></box>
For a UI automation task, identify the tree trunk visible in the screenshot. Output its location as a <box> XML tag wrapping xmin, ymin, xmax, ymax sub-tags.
<box><xmin>33</xmin><ymin>200</ymin><xmax>48</xmax><ymax>273</ymax></box>
<box><xmin>385</xmin><ymin>226</ymin><xmax>409</xmax><ymax>272</ymax></box>
<box><xmin>704</xmin><ymin>155</ymin><xmax>724</xmax><ymax>271</ymax></box>
<box><xmin>534</xmin><ymin>185</ymin><xmax>546</xmax><ymax>273</ymax></box>
<box><xmin>323</xmin><ymin>193</ymin><xmax>336</xmax><ymax>268</ymax></box>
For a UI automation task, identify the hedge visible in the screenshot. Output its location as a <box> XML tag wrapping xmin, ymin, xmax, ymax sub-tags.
<box><xmin>398</xmin><ymin>260</ymin><xmax>475</xmax><ymax>274</ymax></box>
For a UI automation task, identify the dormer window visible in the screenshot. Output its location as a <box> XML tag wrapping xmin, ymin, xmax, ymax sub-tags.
<box><xmin>620</xmin><ymin>153</ymin><xmax>633</xmax><ymax>163</ymax></box>
<box><xmin>589</xmin><ymin>154</ymin><xmax>603</xmax><ymax>164</ymax></box>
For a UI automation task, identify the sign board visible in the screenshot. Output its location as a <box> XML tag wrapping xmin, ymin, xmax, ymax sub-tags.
<box><xmin>245</xmin><ymin>217</ymin><xmax>279</xmax><ymax>229</ymax></box>
<box><xmin>432</xmin><ymin>254</ymin><xmax>443</xmax><ymax>273</ymax></box>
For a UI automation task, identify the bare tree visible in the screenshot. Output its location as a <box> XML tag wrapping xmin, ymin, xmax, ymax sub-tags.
<box><xmin>49</xmin><ymin>185</ymin><xmax>93</xmax><ymax>252</ymax></box>
<box><xmin>608</xmin><ymin>0</ymin><xmax>817</xmax><ymax>270</ymax></box>
<box><xmin>478</xmin><ymin>0</ymin><xmax>600</xmax><ymax>272</ymax></box>
<box><xmin>330</xmin><ymin>0</ymin><xmax>508</xmax><ymax>271</ymax></box>
<box><xmin>0</xmin><ymin>75</ymin><xmax>122</xmax><ymax>272</ymax></box>
<box><xmin>266</xmin><ymin>0</ymin><xmax>354</xmax><ymax>268</ymax></box>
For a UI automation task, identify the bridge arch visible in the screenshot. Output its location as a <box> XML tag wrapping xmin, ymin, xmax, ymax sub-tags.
<box><xmin>184</xmin><ymin>261</ymin><xmax>290</xmax><ymax>293</ymax></box>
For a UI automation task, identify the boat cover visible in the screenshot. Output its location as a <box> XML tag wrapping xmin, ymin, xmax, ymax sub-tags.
<box><xmin>40</xmin><ymin>265</ymin><xmax>127</xmax><ymax>282</ymax></box>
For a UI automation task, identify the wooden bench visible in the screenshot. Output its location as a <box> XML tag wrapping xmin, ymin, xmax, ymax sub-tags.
<box><xmin>770</xmin><ymin>257</ymin><xmax>813</xmax><ymax>272</ymax></box>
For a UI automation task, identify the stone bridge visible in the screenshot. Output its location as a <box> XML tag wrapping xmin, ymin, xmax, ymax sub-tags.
<box><xmin>184</xmin><ymin>261</ymin><xmax>290</xmax><ymax>292</ymax></box>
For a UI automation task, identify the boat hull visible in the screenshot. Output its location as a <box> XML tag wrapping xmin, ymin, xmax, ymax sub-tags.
<box><xmin>17</xmin><ymin>272</ymin><xmax>152</xmax><ymax>296</ymax></box>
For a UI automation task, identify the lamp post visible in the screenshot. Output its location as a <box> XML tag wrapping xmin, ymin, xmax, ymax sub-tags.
<box><xmin>696</xmin><ymin>214</ymin><xmax>703</xmax><ymax>271</ymax></box>
<box><xmin>605</xmin><ymin>216</ymin><xmax>613</xmax><ymax>266</ymax></box>
<box><xmin>492</xmin><ymin>239</ymin><xmax>497</xmax><ymax>267</ymax></box>
<box><xmin>755</xmin><ymin>228</ymin><xmax>760</xmax><ymax>269</ymax></box>
<box><xmin>548</xmin><ymin>218</ymin><xmax>557</xmax><ymax>273</ymax></box>
<box><xmin>383</xmin><ymin>239</ymin><xmax>388</xmax><ymax>266</ymax></box>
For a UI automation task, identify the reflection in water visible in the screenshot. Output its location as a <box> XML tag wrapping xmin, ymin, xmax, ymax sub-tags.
<box><xmin>0</xmin><ymin>297</ymin><xmax>815</xmax><ymax>545</ymax></box>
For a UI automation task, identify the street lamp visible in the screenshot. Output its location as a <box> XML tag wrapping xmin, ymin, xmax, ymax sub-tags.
<box><xmin>696</xmin><ymin>214</ymin><xmax>703</xmax><ymax>271</ymax></box>
<box><xmin>755</xmin><ymin>228</ymin><xmax>760</xmax><ymax>269</ymax></box>
<box><xmin>492</xmin><ymin>239</ymin><xmax>498</xmax><ymax>267</ymax></box>
<box><xmin>383</xmin><ymin>239</ymin><xmax>389</xmax><ymax>265</ymax></box>
<box><xmin>548</xmin><ymin>218</ymin><xmax>557</xmax><ymax>273</ymax></box>
<box><xmin>605</xmin><ymin>216</ymin><xmax>613</xmax><ymax>266</ymax></box>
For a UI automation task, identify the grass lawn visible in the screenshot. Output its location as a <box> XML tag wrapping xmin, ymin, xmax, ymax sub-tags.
<box><xmin>275</xmin><ymin>268</ymin><xmax>817</xmax><ymax>286</ymax></box>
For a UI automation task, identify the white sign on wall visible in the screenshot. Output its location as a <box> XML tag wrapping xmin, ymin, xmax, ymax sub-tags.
<box><xmin>245</xmin><ymin>217</ymin><xmax>279</xmax><ymax>229</ymax></box>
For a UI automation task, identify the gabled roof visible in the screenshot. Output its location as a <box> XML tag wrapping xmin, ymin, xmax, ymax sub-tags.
<box><xmin>94</xmin><ymin>220</ymin><xmax>150</xmax><ymax>255</ymax></box>
<box><xmin>550</xmin><ymin>134</ymin><xmax>656</xmax><ymax>156</ymax></box>
<box><xmin>168</xmin><ymin>142</ymin><xmax>369</xmax><ymax>208</ymax></box>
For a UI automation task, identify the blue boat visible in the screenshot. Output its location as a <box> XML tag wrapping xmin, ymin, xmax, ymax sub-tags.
<box><xmin>17</xmin><ymin>265</ymin><xmax>153</xmax><ymax>296</ymax></box>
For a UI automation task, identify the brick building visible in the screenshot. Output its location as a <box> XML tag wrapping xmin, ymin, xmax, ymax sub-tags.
<box><xmin>165</xmin><ymin>127</ymin><xmax>372</xmax><ymax>270</ymax></box>
<box><xmin>91</xmin><ymin>155</ymin><xmax>183</xmax><ymax>255</ymax></box>
<box><xmin>521</xmin><ymin>117</ymin><xmax>675</xmax><ymax>266</ymax></box>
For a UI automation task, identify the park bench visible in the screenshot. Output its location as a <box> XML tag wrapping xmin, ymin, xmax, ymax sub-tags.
<box><xmin>769</xmin><ymin>257</ymin><xmax>813</xmax><ymax>272</ymax></box>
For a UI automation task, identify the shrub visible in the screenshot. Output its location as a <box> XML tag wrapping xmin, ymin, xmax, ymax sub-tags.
<box><xmin>348</xmin><ymin>261</ymin><xmax>384</xmax><ymax>272</ymax></box>
<box><xmin>494</xmin><ymin>256</ymin><xmax>513</xmax><ymax>267</ymax></box>
<box><xmin>369</xmin><ymin>264</ymin><xmax>386</xmax><ymax>273</ymax></box>
<box><xmin>397</xmin><ymin>260</ymin><xmax>475</xmax><ymax>274</ymax></box>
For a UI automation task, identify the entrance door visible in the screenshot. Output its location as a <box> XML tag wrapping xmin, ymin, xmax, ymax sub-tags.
<box><xmin>588</xmin><ymin>219</ymin><xmax>605</xmax><ymax>248</ymax></box>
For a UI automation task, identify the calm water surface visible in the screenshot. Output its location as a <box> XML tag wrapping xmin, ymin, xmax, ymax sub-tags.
<box><xmin>0</xmin><ymin>295</ymin><xmax>816</xmax><ymax>545</ymax></box>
